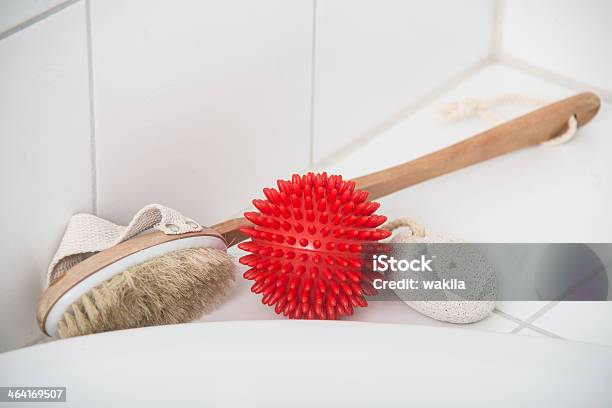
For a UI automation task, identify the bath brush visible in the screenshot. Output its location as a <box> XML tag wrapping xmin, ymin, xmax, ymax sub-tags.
<box><xmin>39</xmin><ymin>204</ymin><xmax>237</xmax><ymax>338</ymax></box>
<box><xmin>37</xmin><ymin>92</ymin><xmax>600</xmax><ymax>337</ymax></box>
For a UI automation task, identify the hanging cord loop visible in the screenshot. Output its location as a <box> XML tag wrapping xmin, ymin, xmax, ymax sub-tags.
<box><xmin>440</xmin><ymin>94</ymin><xmax>578</xmax><ymax>146</ymax></box>
<box><xmin>381</xmin><ymin>217</ymin><xmax>427</xmax><ymax>237</ymax></box>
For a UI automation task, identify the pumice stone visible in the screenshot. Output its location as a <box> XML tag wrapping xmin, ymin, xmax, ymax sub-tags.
<box><xmin>389</xmin><ymin>227</ymin><xmax>496</xmax><ymax>324</ymax></box>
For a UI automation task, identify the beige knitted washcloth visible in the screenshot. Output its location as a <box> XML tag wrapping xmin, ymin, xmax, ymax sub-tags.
<box><xmin>47</xmin><ymin>204</ymin><xmax>203</xmax><ymax>286</ymax></box>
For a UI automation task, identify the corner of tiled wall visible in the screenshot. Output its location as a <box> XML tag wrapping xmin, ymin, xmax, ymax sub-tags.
<box><xmin>311</xmin><ymin>0</ymin><xmax>496</xmax><ymax>165</ymax></box>
<box><xmin>89</xmin><ymin>0</ymin><xmax>314</xmax><ymax>227</ymax></box>
<box><xmin>494</xmin><ymin>0</ymin><xmax>612</xmax><ymax>100</ymax></box>
<box><xmin>0</xmin><ymin>0</ymin><xmax>92</xmax><ymax>351</ymax></box>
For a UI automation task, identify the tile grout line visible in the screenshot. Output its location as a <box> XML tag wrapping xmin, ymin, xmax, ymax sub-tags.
<box><xmin>494</xmin><ymin>52</ymin><xmax>612</xmax><ymax>102</ymax></box>
<box><xmin>85</xmin><ymin>0</ymin><xmax>98</xmax><ymax>215</ymax></box>
<box><xmin>519</xmin><ymin>324</ymin><xmax>564</xmax><ymax>339</ymax></box>
<box><xmin>494</xmin><ymin>308</ymin><xmax>563</xmax><ymax>339</ymax></box>
<box><xmin>490</xmin><ymin>0</ymin><xmax>505</xmax><ymax>59</ymax></box>
<box><xmin>493</xmin><ymin>308</ymin><xmax>526</xmax><ymax>326</ymax></box>
<box><xmin>508</xmin><ymin>301</ymin><xmax>561</xmax><ymax>336</ymax></box>
<box><xmin>521</xmin><ymin>301</ymin><xmax>560</xmax><ymax>325</ymax></box>
<box><xmin>0</xmin><ymin>0</ymin><xmax>81</xmax><ymax>41</ymax></box>
<box><xmin>312</xmin><ymin>58</ymin><xmax>493</xmax><ymax>170</ymax></box>
<box><xmin>307</xmin><ymin>0</ymin><xmax>318</xmax><ymax>169</ymax></box>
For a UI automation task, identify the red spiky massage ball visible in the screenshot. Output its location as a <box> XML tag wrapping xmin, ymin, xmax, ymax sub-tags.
<box><xmin>238</xmin><ymin>172</ymin><xmax>391</xmax><ymax>319</ymax></box>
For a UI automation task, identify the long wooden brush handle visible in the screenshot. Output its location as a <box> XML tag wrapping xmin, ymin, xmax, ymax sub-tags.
<box><xmin>354</xmin><ymin>92</ymin><xmax>599</xmax><ymax>199</ymax></box>
<box><xmin>214</xmin><ymin>92</ymin><xmax>600</xmax><ymax>246</ymax></box>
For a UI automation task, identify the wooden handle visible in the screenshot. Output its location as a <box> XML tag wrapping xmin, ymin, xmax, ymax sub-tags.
<box><xmin>354</xmin><ymin>92</ymin><xmax>600</xmax><ymax>199</ymax></box>
<box><xmin>215</xmin><ymin>92</ymin><xmax>600</xmax><ymax>246</ymax></box>
<box><xmin>213</xmin><ymin>217</ymin><xmax>252</xmax><ymax>247</ymax></box>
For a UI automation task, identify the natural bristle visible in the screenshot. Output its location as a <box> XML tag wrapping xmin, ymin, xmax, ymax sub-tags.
<box><xmin>239</xmin><ymin>172</ymin><xmax>390</xmax><ymax>320</ymax></box>
<box><xmin>57</xmin><ymin>247</ymin><xmax>235</xmax><ymax>338</ymax></box>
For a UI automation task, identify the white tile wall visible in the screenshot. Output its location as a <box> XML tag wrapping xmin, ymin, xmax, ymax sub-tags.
<box><xmin>90</xmin><ymin>0</ymin><xmax>314</xmax><ymax>226</ymax></box>
<box><xmin>312</xmin><ymin>0</ymin><xmax>495</xmax><ymax>163</ymax></box>
<box><xmin>0</xmin><ymin>0</ymin><xmax>68</xmax><ymax>35</ymax></box>
<box><xmin>500</xmin><ymin>0</ymin><xmax>612</xmax><ymax>95</ymax></box>
<box><xmin>0</xmin><ymin>2</ymin><xmax>92</xmax><ymax>352</ymax></box>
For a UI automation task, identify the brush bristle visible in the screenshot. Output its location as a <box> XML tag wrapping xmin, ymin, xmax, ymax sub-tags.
<box><xmin>238</xmin><ymin>172</ymin><xmax>390</xmax><ymax>319</ymax></box>
<box><xmin>57</xmin><ymin>247</ymin><xmax>235</xmax><ymax>338</ymax></box>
